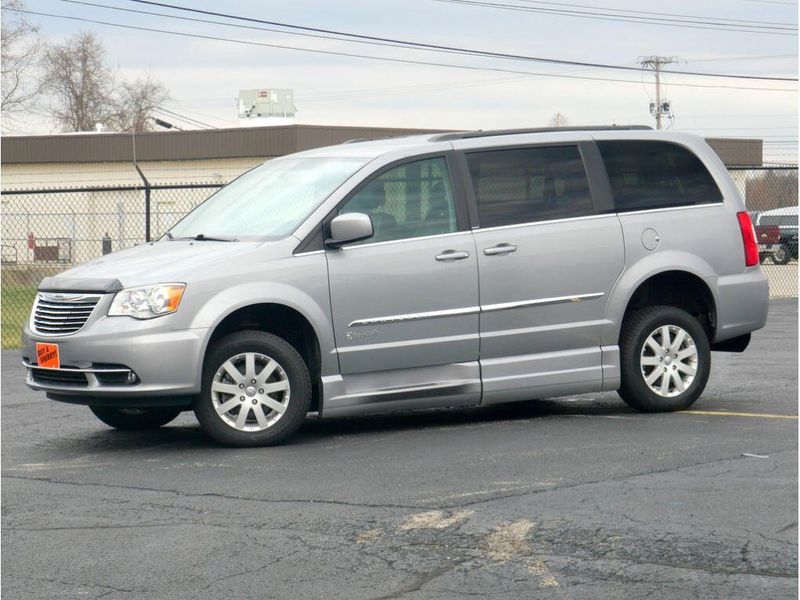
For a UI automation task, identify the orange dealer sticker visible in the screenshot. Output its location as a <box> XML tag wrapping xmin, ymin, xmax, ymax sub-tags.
<box><xmin>36</xmin><ymin>342</ymin><xmax>60</xmax><ymax>369</ymax></box>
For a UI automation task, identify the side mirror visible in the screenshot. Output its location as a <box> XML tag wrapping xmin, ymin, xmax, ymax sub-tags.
<box><xmin>326</xmin><ymin>213</ymin><xmax>373</xmax><ymax>248</ymax></box>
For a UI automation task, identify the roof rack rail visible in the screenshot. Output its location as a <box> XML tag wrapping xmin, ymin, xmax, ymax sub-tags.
<box><xmin>429</xmin><ymin>125</ymin><xmax>652</xmax><ymax>142</ymax></box>
<box><xmin>342</xmin><ymin>133</ymin><xmax>428</xmax><ymax>144</ymax></box>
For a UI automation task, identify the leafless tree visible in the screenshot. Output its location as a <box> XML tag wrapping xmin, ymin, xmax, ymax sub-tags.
<box><xmin>42</xmin><ymin>31</ymin><xmax>115</xmax><ymax>131</ymax></box>
<box><xmin>42</xmin><ymin>32</ymin><xmax>170</xmax><ymax>132</ymax></box>
<box><xmin>1</xmin><ymin>0</ymin><xmax>44</xmax><ymax>117</ymax></box>
<box><xmin>549</xmin><ymin>112</ymin><xmax>569</xmax><ymax>128</ymax></box>
<box><xmin>108</xmin><ymin>75</ymin><xmax>169</xmax><ymax>132</ymax></box>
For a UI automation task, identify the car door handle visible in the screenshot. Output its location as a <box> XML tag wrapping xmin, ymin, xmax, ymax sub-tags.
<box><xmin>483</xmin><ymin>243</ymin><xmax>517</xmax><ymax>256</ymax></box>
<box><xmin>435</xmin><ymin>250</ymin><xmax>470</xmax><ymax>261</ymax></box>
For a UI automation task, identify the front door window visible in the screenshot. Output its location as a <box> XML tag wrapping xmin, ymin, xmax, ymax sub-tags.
<box><xmin>338</xmin><ymin>157</ymin><xmax>458</xmax><ymax>244</ymax></box>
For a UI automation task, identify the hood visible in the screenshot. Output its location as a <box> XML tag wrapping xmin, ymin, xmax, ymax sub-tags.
<box><xmin>42</xmin><ymin>239</ymin><xmax>291</xmax><ymax>290</ymax></box>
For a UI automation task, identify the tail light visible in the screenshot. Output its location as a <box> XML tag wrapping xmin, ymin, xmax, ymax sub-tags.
<box><xmin>736</xmin><ymin>211</ymin><xmax>759</xmax><ymax>267</ymax></box>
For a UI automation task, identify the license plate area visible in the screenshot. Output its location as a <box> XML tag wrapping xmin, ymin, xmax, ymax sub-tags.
<box><xmin>36</xmin><ymin>342</ymin><xmax>60</xmax><ymax>369</ymax></box>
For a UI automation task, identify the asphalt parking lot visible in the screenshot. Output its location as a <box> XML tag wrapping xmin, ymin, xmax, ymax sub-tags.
<box><xmin>2</xmin><ymin>300</ymin><xmax>797</xmax><ymax>600</ymax></box>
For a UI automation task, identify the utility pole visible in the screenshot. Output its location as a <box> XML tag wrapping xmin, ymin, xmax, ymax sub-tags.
<box><xmin>639</xmin><ymin>56</ymin><xmax>678</xmax><ymax>130</ymax></box>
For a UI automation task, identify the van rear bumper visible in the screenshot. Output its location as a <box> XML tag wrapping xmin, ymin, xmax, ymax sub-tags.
<box><xmin>710</xmin><ymin>267</ymin><xmax>769</xmax><ymax>343</ymax></box>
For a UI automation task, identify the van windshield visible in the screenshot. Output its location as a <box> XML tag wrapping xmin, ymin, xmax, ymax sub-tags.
<box><xmin>166</xmin><ymin>156</ymin><xmax>369</xmax><ymax>241</ymax></box>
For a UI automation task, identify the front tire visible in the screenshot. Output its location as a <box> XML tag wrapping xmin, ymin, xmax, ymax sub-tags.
<box><xmin>90</xmin><ymin>406</ymin><xmax>182</xmax><ymax>430</ymax></box>
<box><xmin>772</xmin><ymin>244</ymin><xmax>791</xmax><ymax>265</ymax></box>
<box><xmin>618</xmin><ymin>306</ymin><xmax>710</xmax><ymax>413</ymax></box>
<box><xmin>194</xmin><ymin>330</ymin><xmax>311</xmax><ymax>447</ymax></box>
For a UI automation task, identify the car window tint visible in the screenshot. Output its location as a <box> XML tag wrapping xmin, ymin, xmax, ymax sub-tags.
<box><xmin>339</xmin><ymin>157</ymin><xmax>458</xmax><ymax>244</ymax></box>
<box><xmin>597</xmin><ymin>140</ymin><xmax>723</xmax><ymax>212</ymax></box>
<box><xmin>465</xmin><ymin>145</ymin><xmax>593</xmax><ymax>228</ymax></box>
<box><xmin>760</xmin><ymin>214</ymin><xmax>798</xmax><ymax>228</ymax></box>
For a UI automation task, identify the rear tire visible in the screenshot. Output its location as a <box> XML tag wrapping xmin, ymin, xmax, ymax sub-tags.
<box><xmin>194</xmin><ymin>330</ymin><xmax>311</xmax><ymax>447</ymax></box>
<box><xmin>90</xmin><ymin>406</ymin><xmax>181</xmax><ymax>430</ymax></box>
<box><xmin>618</xmin><ymin>306</ymin><xmax>710</xmax><ymax>413</ymax></box>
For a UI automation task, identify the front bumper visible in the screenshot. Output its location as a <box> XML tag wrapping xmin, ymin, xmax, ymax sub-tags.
<box><xmin>22</xmin><ymin>296</ymin><xmax>207</xmax><ymax>404</ymax></box>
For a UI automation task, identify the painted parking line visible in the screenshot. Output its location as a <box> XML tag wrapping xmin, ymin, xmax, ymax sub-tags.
<box><xmin>680</xmin><ymin>410</ymin><xmax>798</xmax><ymax>420</ymax></box>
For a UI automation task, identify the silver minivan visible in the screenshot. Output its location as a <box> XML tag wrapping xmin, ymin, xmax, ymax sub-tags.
<box><xmin>22</xmin><ymin>127</ymin><xmax>769</xmax><ymax>446</ymax></box>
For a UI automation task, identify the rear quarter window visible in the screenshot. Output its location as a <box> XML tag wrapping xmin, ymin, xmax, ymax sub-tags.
<box><xmin>597</xmin><ymin>140</ymin><xmax>723</xmax><ymax>212</ymax></box>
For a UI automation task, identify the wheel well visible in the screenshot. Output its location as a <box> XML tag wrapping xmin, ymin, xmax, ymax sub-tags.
<box><xmin>207</xmin><ymin>304</ymin><xmax>322</xmax><ymax>412</ymax></box>
<box><xmin>624</xmin><ymin>271</ymin><xmax>716</xmax><ymax>338</ymax></box>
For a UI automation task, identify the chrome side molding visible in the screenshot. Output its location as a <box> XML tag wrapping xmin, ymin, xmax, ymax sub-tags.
<box><xmin>348</xmin><ymin>293</ymin><xmax>605</xmax><ymax>327</ymax></box>
<box><xmin>348</xmin><ymin>306</ymin><xmax>480</xmax><ymax>327</ymax></box>
<box><xmin>481</xmin><ymin>292</ymin><xmax>605</xmax><ymax>313</ymax></box>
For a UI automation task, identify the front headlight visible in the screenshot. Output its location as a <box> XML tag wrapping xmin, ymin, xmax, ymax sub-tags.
<box><xmin>108</xmin><ymin>284</ymin><xmax>186</xmax><ymax>319</ymax></box>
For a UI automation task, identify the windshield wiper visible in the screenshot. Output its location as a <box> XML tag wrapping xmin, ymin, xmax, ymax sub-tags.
<box><xmin>168</xmin><ymin>233</ymin><xmax>238</xmax><ymax>242</ymax></box>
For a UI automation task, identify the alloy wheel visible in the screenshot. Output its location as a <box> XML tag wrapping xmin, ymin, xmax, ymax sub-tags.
<box><xmin>211</xmin><ymin>352</ymin><xmax>290</xmax><ymax>432</ymax></box>
<box><xmin>639</xmin><ymin>324</ymin><xmax>698</xmax><ymax>398</ymax></box>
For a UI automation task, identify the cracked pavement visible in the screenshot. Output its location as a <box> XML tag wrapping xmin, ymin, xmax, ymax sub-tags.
<box><xmin>2</xmin><ymin>300</ymin><xmax>797</xmax><ymax>599</ymax></box>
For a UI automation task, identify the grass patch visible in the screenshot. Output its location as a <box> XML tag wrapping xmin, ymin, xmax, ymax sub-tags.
<box><xmin>2</xmin><ymin>285</ymin><xmax>37</xmax><ymax>349</ymax></box>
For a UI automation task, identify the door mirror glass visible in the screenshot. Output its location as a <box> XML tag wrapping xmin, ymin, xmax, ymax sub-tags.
<box><xmin>327</xmin><ymin>213</ymin><xmax>374</xmax><ymax>247</ymax></box>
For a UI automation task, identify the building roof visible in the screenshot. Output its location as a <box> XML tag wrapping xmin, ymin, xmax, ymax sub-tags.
<box><xmin>0</xmin><ymin>124</ymin><xmax>443</xmax><ymax>164</ymax></box>
<box><xmin>1</xmin><ymin>123</ymin><xmax>763</xmax><ymax>167</ymax></box>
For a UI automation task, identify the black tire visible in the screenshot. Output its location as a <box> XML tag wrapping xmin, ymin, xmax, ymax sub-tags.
<box><xmin>194</xmin><ymin>330</ymin><xmax>311</xmax><ymax>447</ymax></box>
<box><xmin>772</xmin><ymin>244</ymin><xmax>791</xmax><ymax>265</ymax></box>
<box><xmin>618</xmin><ymin>305</ymin><xmax>711</xmax><ymax>413</ymax></box>
<box><xmin>90</xmin><ymin>406</ymin><xmax>182</xmax><ymax>430</ymax></box>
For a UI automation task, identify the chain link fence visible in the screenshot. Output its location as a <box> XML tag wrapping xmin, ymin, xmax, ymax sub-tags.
<box><xmin>2</xmin><ymin>166</ymin><xmax>797</xmax><ymax>348</ymax></box>
<box><xmin>730</xmin><ymin>165</ymin><xmax>798</xmax><ymax>301</ymax></box>
<box><xmin>1</xmin><ymin>183</ymin><xmax>222</xmax><ymax>347</ymax></box>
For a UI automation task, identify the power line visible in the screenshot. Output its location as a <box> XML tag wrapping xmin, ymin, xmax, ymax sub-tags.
<box><xmin>69</xmin><ymin>0</ymin><xmax>800</xmax><ymax>61</ymax></box>
<box><xmin>54</xmin><ymin>2</ymin><xmax>593</xmax><ymax>103</ymax></box>
<box><xmin>70</xmin><ymin>0</ymin><xmax>797</xmax><ymax>85</ymax></box>
<box><xmin>163</xmin><ymin>103</ymin><xmax>239</xmax><ymax>125</ymax></box>
<box><xmin>741</xmin><ymin>0</ymin><xmax>797</xmax><ymax>5</ymax></box>
<box><xmin>508</xmin><ymin>0</ymin><xmax>796</xmax><ymax>26</ymax></box>
<box><xmin>296</xmin><ymin>75</ymin><xmax>531</xmax><ymax>102</ymax></box>
<box><xmin>685</xmin><ymin>54</ymin><xmax>797</xmax><ymax>62</ymax></box>
<box><xmin>9</xmin><ymin>7</ymin><xmax>797</xmax><ymax>94</ymax></box>
<box><xmin>153</xmin><ymin>107</ymin><xmax>216</xmax><ymax>129</ymax></box>
<box><xmin>676</xmin><ymin>127</ymin><xmax>799</xmax><ymax>130</ymax></box>
<box><xmin>57</xmin><ymin>0</ymin><xmax>433</xmax><ymax>56</ymax></box>
<box><xmin>434</xmin><ymin>0</ymin><xmax>798</xmax><ymax>34</ymax></box>
<box><xmin>122</xmin><ymin>0</ymin><xmax>798</xmax><ymax>81</ymax></box>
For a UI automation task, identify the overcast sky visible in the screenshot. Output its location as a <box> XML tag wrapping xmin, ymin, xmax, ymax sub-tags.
<box><xmin>9</xmin><ymin>0</ymin><xmax>800</xmax><ymax>161</ymax></box>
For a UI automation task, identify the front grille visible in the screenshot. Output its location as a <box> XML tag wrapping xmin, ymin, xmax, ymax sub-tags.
<box><xmin>31</xmin><ymin>368</ymin><xmax>88</xmax><ymax>387</ymax></box>
<box><xmin>33</xmin><ymin>294</ymin><xmax>101</xmax><ymax>335</ymax></box>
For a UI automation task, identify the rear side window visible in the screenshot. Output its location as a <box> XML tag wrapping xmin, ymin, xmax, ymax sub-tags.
<box><xmin>466</xmin><ymin>145</ymin><xmax>593</xmax><ymax>228</ymax></box>
<box><xmin>597</xmin><ymin>141</ymin><xmax>723</xmax><ymax>212</ymax></box>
